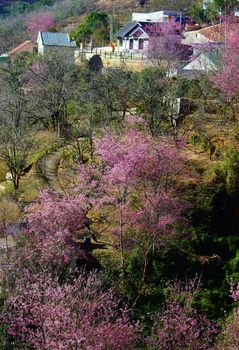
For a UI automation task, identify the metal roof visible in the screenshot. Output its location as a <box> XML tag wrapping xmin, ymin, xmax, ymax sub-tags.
<box><xmin>115</xmin><ymin>22</ymin><xmax>140</xmax><ymax>38</ymax></box>
<box><xmin>40</xmin><ymin>32</ymin><xmax>76</xmax><ymax>47</ymax></box>
<box><xmin>204</xmin><ymin>50</ymin><xmax>222</xmax><ymax>66</ymax></box>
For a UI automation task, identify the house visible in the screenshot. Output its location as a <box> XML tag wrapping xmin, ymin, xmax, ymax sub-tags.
<box><xmin>115</xmin><ymin>22</ymin><xmax>150</xmax><ymax>51</ymax></box>
<box><xmin>37</xmin><ymin>32</ymin><xmax>77</xmax><ymax>62</ymax></box>
<box><xmin>8</xmin><ymin>40</ymin><xmax>37</xmax><ymax>61</ymax></box>
<box><xmin>115</xmin><ymin>21</ymin><xmax>182</xmax><ymax>52</ymax></box>
<box><xmin>115</xmin><ymin>9</ymin><xmax>189</xmax><ymax>52</ymax></box>
<box><xmin>132</xmin><ymin>10</ymin><xmax>183</xmax><ymax>23</ymax></box>
<box><xmin>174</xmin><ymin>49</ymin><xmax>222</xmax><ymax>77</ymax></box>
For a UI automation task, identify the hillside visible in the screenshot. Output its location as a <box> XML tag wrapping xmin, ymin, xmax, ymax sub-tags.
<box><xmin>0</xmin><ymin>0</ymin><xmax>194</xmax><ymax>16</ymax></box>
<box><xmin>0</xmin><ymin>0</ymin><xmax>38</xmax><ymax>14</ymax></box>
<box><xmin>3</xmin><ymin>1</ymin><xmax>239</xmax><ymax>349</ymax></box>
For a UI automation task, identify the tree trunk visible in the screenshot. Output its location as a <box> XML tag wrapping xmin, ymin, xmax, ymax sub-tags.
<box><xmin>119</xmin><ymin>202</ymin><xmax>125</xmax><ymax>275</ymax></box>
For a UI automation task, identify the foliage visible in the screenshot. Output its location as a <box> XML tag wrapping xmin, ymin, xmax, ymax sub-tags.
<box><xmin>214</xmin><ymin>281</ymin><xmax>239</xmax><ymax>349</ymax></box>
<box><xmin>189</xmin><ymin>0</ymin><xmax>207</xmax><ymax>24</ymax></box>
<box><xmin>0</xmin><ymin>127</ymin><xmax>34</xmax><ymax>193</ymax></box>
<box><xmin>77</xmin><ymin>117</ymin><xmax>188</xmax><ymax>278</ymax></box>
<box><xmin>14</xmin><ymin>190</ymin><xmax>88</xmax><ymax>274</ymax></box>
<box><xmin>75</xmin><ymin>12</ymin><xmax>109</xmax><ymax>46</ymax></box>
<box><xmin>214</xmin><ymin>147</ymin><xmax>239</xmax><ymax>197</ymax></box>
<box><xmin>212</xmin><ymin>20</ymin><xmax>239</xmax><ymax>100</ymax></box>
<box><xmin>27</xmin><ymin>52</ymin><xmax>79</xmax><ymax>137</ymax></box>
<box><xmin>3</xmin><ymin>271</ymin><xmax>140</xmax><ymax>350</ymax></box>
<box><xmin>138</xmin><ymin>67</ymin><xmax>178</xmax><ymax>133</ymax></box>
<box><xmin>148</xmin><ymin>278</ymin><xmax>218</xmax><ymax>350</ymax></box>
<box><xmin>26</xmin><ymin>11</ymin><xmax>55</xmax><ymax>33</ymax></box>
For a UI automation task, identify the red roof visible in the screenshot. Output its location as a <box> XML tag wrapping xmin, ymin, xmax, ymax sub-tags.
<box><xmin>9</xmin><ymin>40</ymin><xmax>36</xmax><ymax>55</ymax></box>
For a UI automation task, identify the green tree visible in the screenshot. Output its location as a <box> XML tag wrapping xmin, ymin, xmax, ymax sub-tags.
<box><xmin>138</xmin><ymin>67</ymin><xmax>179</xmax><ymax>134</ymax></box>
<box><xmin>75</xmin><ymin>12</ymin><xmax>109</xmax><ymax>46</ymax></box>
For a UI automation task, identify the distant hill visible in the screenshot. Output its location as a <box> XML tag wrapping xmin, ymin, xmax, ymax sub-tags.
<box><xmin>0</xmin><ymin>0</ymin><xmax>46</xmax><ymax>14</ymax></box>
<box><xmin>0</xmin><ymin>0</ymin><xmax>195</xmax><ymax>15</ymax></box>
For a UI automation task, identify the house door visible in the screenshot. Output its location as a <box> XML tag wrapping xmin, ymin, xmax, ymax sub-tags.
<box><xmin>139</xmin><ymin>39</ymin><xmax>144</xmax><ymax>50</ymax></box>
<box><xmin>129</xmin><ymin>39</ymin><xmax>134</xmax><ymax>50</ymax></box>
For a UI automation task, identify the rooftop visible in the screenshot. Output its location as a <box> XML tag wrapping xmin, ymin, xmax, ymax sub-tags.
<box><xmin>9</xmin><ymin>40</ymin><xmax>36</xmax><ymax>55</ymax></box>
<box><xmin>39</xmin><ymin>32</ymin><xmax>76</xmax><ymax>47</ymax></box>
<box><xmin>199</xmin><ymin>24</ymin><xmax>224</xmax><ymax>42</ymax></box>
<box><xmin>115</xmin><ymin>21</ymin><xmax>182</xmax><ymax>38</ymax></box>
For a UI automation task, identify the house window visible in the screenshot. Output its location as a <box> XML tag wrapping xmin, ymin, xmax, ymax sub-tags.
<box><xmin>129</xmin><ymin>39</ymin><xmax>134</xmax><ymax>50</ymax></box>
<box><xmin>119</xmin><ymin>38</ymin><xmax>123</xmax><ymax>46</ymax></box>
<box><xmin>139</xmin><ymin>39</ymin><xmax>144</xmax><ymax>50</ymax></box>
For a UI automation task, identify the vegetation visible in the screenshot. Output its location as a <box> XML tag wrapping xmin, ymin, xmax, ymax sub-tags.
<box><xmin>2</xmin><ymin>1</ymin><xmax>239</xmax><ymax>349</ymax></box>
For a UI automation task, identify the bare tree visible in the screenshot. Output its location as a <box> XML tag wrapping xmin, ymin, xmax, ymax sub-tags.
<box><xmin>0</xmin><ymin>16</ymin><xmax>27</xmax><ymax>54</ymax></box>
<box><xmin>0</xmin><ymin>61</ymin><xmax>31</xmax><ymax>129</ymax></box>
<box><xmin>0</xmin><ymin>127</ymin><xmax>34</xmax><ymax>194</ymax></box>
<box><xmin>28</xmin><ymin>52</ymin><xmax>79</xmax><ymax>138</ymax></box>
<box><xmin>90</xmin><ymin>67</ymin><xmax>138</xmax><ymax>121</ymax></box>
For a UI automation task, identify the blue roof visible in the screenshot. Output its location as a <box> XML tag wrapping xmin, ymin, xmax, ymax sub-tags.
<box><xmin>115</xmin><ymin>22</ymin><xmax>139</xmax><ymax>38</ymax></box>
<box><xmin>40</xmin><ymin>32</ymin><xmax>76</xmax><ymax>47</ymax></box>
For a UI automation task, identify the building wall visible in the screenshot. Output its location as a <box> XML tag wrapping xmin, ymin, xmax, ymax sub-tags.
<box><xmin>39</xmin><ymin>45</ymin><xmax>76</xmax><ymax>63</ymax></box>
<box><xmin>38</xmin><ymin>35</ymin><xmax>44</xmax><ymax>54</ymax></box>
<box><xmin>132</xmin><ymin>11</ymin><xmax>181</xmax><ymax>22</ymax></box>
<box><xmin>119</xmin><ymin>38</ymin><xmax>148</xmax><ymax>51</ymax></box>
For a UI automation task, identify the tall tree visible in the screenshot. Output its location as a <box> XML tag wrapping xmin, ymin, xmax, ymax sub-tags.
<box><xmin>77</xmin><ymin>117</ymin><xmax>188</xmax><ymax>276</ymax></box>
<box><xmin>0</xmin><ymin>61</ymin><xmax>30</xmax><ymax>129</ymax></box>
<box><xmin>28</xmin><ymin>52</ymin><xmax>79</xmax><ymax>137</ymax></box>
<box><xmin>0</xmin><ymin>127</ymin><xmax>34</xmax><ymax>193</ymax></box>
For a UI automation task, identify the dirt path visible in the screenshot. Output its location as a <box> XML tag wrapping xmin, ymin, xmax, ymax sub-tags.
<box><xmin>38</xmin><ymin>150</ymin><xmax>64</xmax><ymax>193</ymax></box>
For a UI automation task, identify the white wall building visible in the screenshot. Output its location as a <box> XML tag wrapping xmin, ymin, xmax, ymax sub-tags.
<box><xmin>37</xmin><ymin>32</ymin><xmax>76</xmax><ymax>62</ymax></box>
<box><xmin>132</xmin><ymin>10</ymin><xmax>182</xmax><ymax>23</ymax></box>
<box><xmin>115</xmin><ymin>22</ymin><xmax>150</xmax><ymax>51</ymax></box>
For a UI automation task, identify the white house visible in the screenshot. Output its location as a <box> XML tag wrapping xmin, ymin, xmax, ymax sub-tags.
<box><xmin>132</xmin><ymin>10</ymin><xmax>182</xmax><ymax>23</ymax></box>
<box><xmin>37</xmin><ymin>32</ymin><xmax>76</xmax><ymax>62</ymax></box>
<box><xmin>115</xmin><ymin>20</ymin><xmax>183</xmax><ymax>52</ymax></box>
<box><xmin>115</xmin><ymin>9</ymin><xmax>187</xmax><ymax>52</ymax></box>
<box><xmin>115</xmin><ymin>22</ymin><xmax>150</xmax><ymax>51</ymax></box>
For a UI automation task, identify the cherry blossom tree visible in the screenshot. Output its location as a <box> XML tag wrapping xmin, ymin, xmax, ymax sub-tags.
<box><xmin>146</xmin><ymin>21</ymin><xmax>191</xmax><ymax>72</ymax></box>
<box><xmin>3</xmin><ymin>271</ymin><xmax>139</xmax><ymax>350</ymax></box>
<box><xmin>214</xmin><ymin>281</ymin><xmax>239</xmax><ymax>349</ymax></box>
<box><xmin>26</xmin><ymin>12</ymin><xmax>55</xmax><ymax>34</ymax></box>
<box><xmin>14</xmin><ymin>191</ymin><xmax>89</xmax><ymax>274</ymax></box>
<box><xmin>148</xmin><ymin>278</ymin><xmax>218</xmax><ymax>350</ymax></box>
<box><xmin>212</xmin><ymin>20</ymin><xmax>239</xmax><ymax>102</ymax></box>
<box><xmin>77</xmin><ymin>117</ymin><xmax>188</xmax><ymax>276</ymax></box>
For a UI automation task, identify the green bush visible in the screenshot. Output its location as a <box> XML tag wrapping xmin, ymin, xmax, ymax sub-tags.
<box><xmin>75</xmin><ymin>12</ymin><xmax>109</xmax><ymax>46</ymax></box>
<box><xmin>214</xmin><ymin>147</ymin><xmax>239</xmax><ymax>196</ymax></box>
